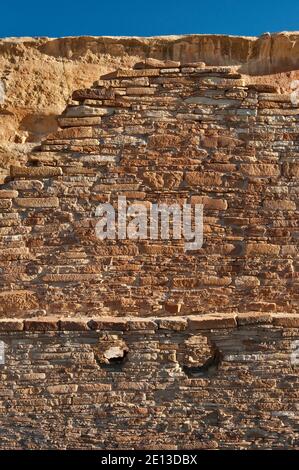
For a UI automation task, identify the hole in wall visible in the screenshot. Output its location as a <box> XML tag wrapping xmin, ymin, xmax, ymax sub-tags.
<box><xmin>94</xmin><ymin>336</ymin><xmax>129</xmax><ymax>372</ymax></box>
<box><xmin>179</xmin><ymin>334</ymin><xmax>222</xmax><ymax>378</ymax></box>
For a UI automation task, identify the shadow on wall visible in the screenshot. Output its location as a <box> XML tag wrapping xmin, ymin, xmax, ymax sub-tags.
<box><xmin>19</xmin><ymin>113</ymin><xmax>58</xmax><ymax>143</ymax></box>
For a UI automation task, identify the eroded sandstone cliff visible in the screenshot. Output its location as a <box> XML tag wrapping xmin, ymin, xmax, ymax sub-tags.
<box><xmin>1</xmin><ymin>32</ymin><xmax>299</xmax><ymax>148</ymax></box>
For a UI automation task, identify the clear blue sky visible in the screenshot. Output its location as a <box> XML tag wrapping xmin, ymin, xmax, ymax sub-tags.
<box><xmin>1</xmin><ymin>0</ymin><xmax>299</xmax><ymax>38</ymax></box>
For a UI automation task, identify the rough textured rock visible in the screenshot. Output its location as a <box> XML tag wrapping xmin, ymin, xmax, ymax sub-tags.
<box><xmin>1</xmin><ymin>60</ymin><xmax>298</xmax><ymax>317</ymax></box>
<box><xmin>0</xmin><ymin>318</ymin><xmax>298</xmax><ymax>449</ymax></box>
<box><xmin>0</xmin><ymin>35</ymin><xmax>299</xmax><ymax>450</ymax></box>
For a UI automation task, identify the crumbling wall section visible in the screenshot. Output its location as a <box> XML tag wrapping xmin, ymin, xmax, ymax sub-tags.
<box><xmin>0</xmin><ymin>59</ymin><xmax>298</xmax><ymax>317</ymax></box>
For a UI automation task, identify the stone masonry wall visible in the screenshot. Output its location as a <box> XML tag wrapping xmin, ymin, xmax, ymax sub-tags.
<box><xmin>0</xmin><ymin>314</ymin><xmax>298</xmax><ymax>449</ymax></box>
<box><xmin>0</xmin><ymin>58</ymin><xmax>298</xmax><ymax>449</ymax></box>
<box><xmin>0</xmin><ymin>58</ymin><xmax>298</xmax><ymax>317</ymax></box>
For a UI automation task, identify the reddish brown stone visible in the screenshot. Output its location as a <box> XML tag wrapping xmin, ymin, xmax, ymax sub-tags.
<box><xmin>188</xmin><ymin>315</ymin><xmax>237</xmax><ymax>330</ymax></box>
<box><xmin>24</xmin><ymin>318</ymin><xmax>59</xmax><ymax>331</ymax></box>
<box><xmin>59</xmin><ymin>320</ymin><xmax>89</xmax><ymax>331</ymax></box>
<box><xmin>11</xmin><ymin>166</ymin><xmax>62</xmax><ymax>178</ymax></box>
<box><xmin>237</xmin><ymin>312</ymin><xmax>272</xmax><ymax>326</ymax></box>
<box><xmin>87</xmin><ymin>318</ymin><xmax>128</xmax><ymax>331</ymax></box>
<box><xmin>134</xmin><ymin>58</ymin><xmax>180</xmax><ymax>69</ymax></box>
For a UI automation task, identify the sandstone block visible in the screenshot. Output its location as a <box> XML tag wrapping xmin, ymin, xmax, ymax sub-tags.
<box><xmin>0</xmin><ymin>190</ymin><xmax>18</xmax><ymax>198</ymax></box>
<box><xmin>134</xmin><ymin>58</ymin><xmax>180</xmax><ymax>69</ymax></box>
<box><xmin>235</xmin><ymin>276</ymin><xmax>260</xmax><ymax>288</ymax></box>
<box><xmin>158</xmin><ymin>317</ymin><xmax>188</xmax><ymax>331</ymax></box>
<box><xmin>147</xmin><ymin>134</ymin><xmax>182</xmax><ymax>149</ymax></box>
<box><xmin>245</xmin><ymin>243</ymin><xmax>280</xmax><ymax>256</ymax></box>
<box><xmin>0</xmin><ymin>248</ymin><xmax>30</xmax><ymax>261</ymax></box>
<box><xmin>101</xmin><ymin>69</ymin><xmax>160</xmax><ymax>79</ymax></box>
<box><xmin>185</xmin><ymin>172</ymin><xmax>222</xmax><ymax>187</ymax></box>
<box><xmin>188</xmin><ymin>315</ymin><xmax>237</xmax><ymax>330</ymax></box>
<box><xmin>42</xmin><ymin>274</ymin><xmax>101</xmax><ymax>282</ymax></box>
<box><xmin>126</xmin><ymin>87</ymin><xmax>155</xmax><ymax>95</ymax></box>
<box><xmin>283</xmin><ymin>162</ymin><xmax>299</xmax><ymax>177</ymax></box>
<box><xmin>59</xmin><ymin>319</ymin><xmax>89</xmax><ymax>331</ymax></box>
<box><xmin>0</xmin><ymin>199</ymin><xmax>12</xmax><ymax>209</ymax></box>
<box><xmin>47</xmin><ymin>384</ymin><xmax>78</xmax><ymax>394</ymax></box>
<box><xmin>87</xmin><ymin>318</ymin><xmax>128</xmax><ymax>331</ymax></box>
<box><xmin>64</xmin><ymin>105</ymin><xmax>114</xmax><ymax>117</ymax></box>
<box><xmin>15</xmin><ymin>197</ymin><xmax>59</xmax><ymax>208</ymax></box>
<box><xmin>240</xmin><ymin>164</ymin><xmax>280</xmax><ymax>177</ymax></box>
<box><xmin>0</xmin><ymin>320</ymin><xmax>24</xmax><ymax>331</ymax></box>
<box><xmin>46</xmin><ymin>127</ymin><xmax>93</xmax><ymax>140</ymax></box>
<box><xmin>272</xmin><ymin>314</ymin><xmax>299</xmax><ymax>327</ymax></box>
<box><xmin>72</xmin><ymin>87</ymin><xmax>115</xmax><ymax>101</ymax></box>
<box><xmin>11</xmin><ymin>166</ymin><xmax>62</xmax><ymax>179</ymax></box>
<box><xmin>246</xmin><ymin>301</ymin><xmax>277</xmax><ymax>312</ymax></box>
<box><xmin>281</xmin><ymin>245</ymin><xmax>298</xmax><ymax>256</ymax></box>
<box><xmin>190</xmin><ymin>196</ymin><xmax>228</xmax><ymax>210</ymax></box>
<box><xmin>9</xmin><ymin>180</ymin><xmax>44</xmax><ymax>190</ymax></box>
<box><xmin>58</xmin><ymin>116</ymin><xmax>102</xmax><ymax>127</ymax></box>
<box><xmin>237</xmin><ymin>312</ymin><xmax>272</xmax><ymax>325</ymax></box>
<box><xmin>201</xmin><ymin>276</ymin><xmax>232</xmax><ymax>287</ymax></box>
<box><xmin>127</xmin><ymin>319</ymin><xmax>158</xmax><ymax>330</ymax></box>
<box><xmin>263</xmin><ymin>200</ymin><xmax>296</xmax><ymax>211</ymax></box>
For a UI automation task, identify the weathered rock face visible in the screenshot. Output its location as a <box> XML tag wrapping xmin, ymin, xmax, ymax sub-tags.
<box><xmin>1</xmin><ymin>60</ymin><xmax>298</xmax><ymax>317</ymax></box>
<box><xmin>0</xmin><ymin>316</ymin><xmax>298</xmax><ymax>449</ymax></box>
<box><xmin>0</xmin><ymin>38</ymin><xmax>299</xmax><ymax>450</ymax></box>
<box><xmin>1</xmin><ymin>32</ymin><xmax>299</xmax><ymax>148</ymax></box>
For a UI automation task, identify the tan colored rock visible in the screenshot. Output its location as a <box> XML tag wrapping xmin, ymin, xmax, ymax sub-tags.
<box><xmin>0</xmin><ymin>290</ymin><xmax>38</xmax><ymax>315</ymax></box>
<box><xmin>47</xmin><ymin>384</ymin><xmax>78</xmax><ymax>394</ymax></box>
<box><xmin>0</xmin><ymin>190</ymin><xmax>18</xmax><ymax>198</ymax></box>
<box><xmin>135</xmin><ymin>58</ymin><xmax>181</xmax><ymax>69</ymax></box>
<box><xmin>235</xmin><ymin>276</ymin><xmax>260</xmax><ymax>288</ymax></box>
<box><xmin>15</xmin><ymin>197</ymin><xmax>59</xmax><ymax>208</ymax></box>
<box><xmin>0</xmin><ymin>319</ymin><xmax>24</xmax><ymax>331</ymax></box>
<box><xmin>11</xmin><ymin>166</ymin><xmax>62</xmax><ymax>178</ymax></box>
<box><xmin>245</xmin><ymin>243</ymin><xmax>280</xmax><ymax>256</ymax></box>
<box><xmin>126</xmin><ymin>87</ymin><xmax>156</xmax><ymax>95</ymax></box>
<box><xmin>24</xmin><ymin>318</ymin><xmax>59</xmax><ymax>331</ymax></box>
<box><xmin>185</xmin><ymin>172</ymin><xmax>222</xmax><ymax>187</ymax></box>
<box><xmin>190</xmin><ymin>196</ymin><xmax>228</xmax><ymax>210</ymax></box>
<box><xmin>237</xmin><ymin>312</ymin><xmax>272</xmax><ymax>325</ymax></box>
<box><xmin>46</xmin><ymin>127</ymin><xmax>93</xmax><ymax>140</ymax></box>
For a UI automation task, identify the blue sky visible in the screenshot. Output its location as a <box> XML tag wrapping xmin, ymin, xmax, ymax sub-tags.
<box><xmin>1</xmin><ymin>0</ymin><xmax>299</xmax><ymax>38</ymax></box>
